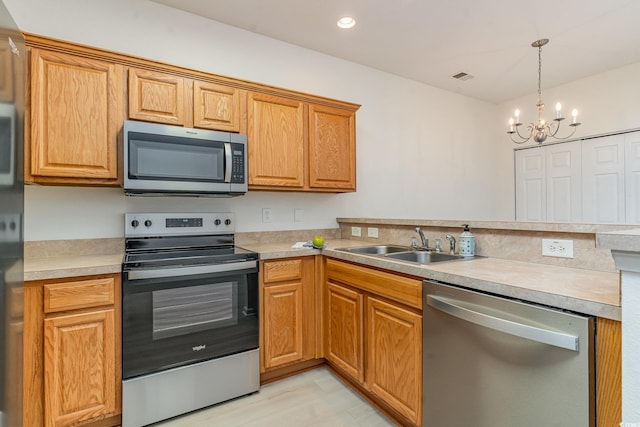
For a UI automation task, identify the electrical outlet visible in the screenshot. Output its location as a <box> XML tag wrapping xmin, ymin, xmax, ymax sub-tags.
<box><xmin>262</xmin><ymin>208</ymin><xmax>272</xmax><ymax>223</ymax></box>
<box><xmin>351</xmin><ymin>226</ymin><xmax>361</xmax><ymax>237</ymax></box>
<box><xmin>368</xmin><ymin>227</ymin><xmax>379</xmax><ymax>238</ymax></box>
<box><xmin>542</xmin><ymin>239</ymin><xmax>574</xmax><ymax>258</ymax></box>
<box><xmin>294</xmin><ymin>208</ymin><xmax>303</xmax><ymax>222</ymax></box>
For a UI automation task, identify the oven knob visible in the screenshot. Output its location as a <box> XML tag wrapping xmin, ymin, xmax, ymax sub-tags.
<box><xmin>131</xmin><ymin>220</ymin><xmax>140</xmax><ymax>228</ymax></box>
<box><xmin>144</xmin><ymin>220</ymin><xmax>153</xmax><ymax>227</ymax></box>
<box><xmin>214</xmin><ymin>219</ymin><xmax>222</xmax><ymax>226</ymax></box>
<box><xmin>225</xmin><ymin>219</ymin><xmax>232</xmax><ymax>226</ymax></box>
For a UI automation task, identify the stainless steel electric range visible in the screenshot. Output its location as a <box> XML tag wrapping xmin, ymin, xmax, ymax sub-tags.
<box><xmin>121</xmin><ymin>212</ymin><xmax>259</xmax><ymax>427</ymax></box>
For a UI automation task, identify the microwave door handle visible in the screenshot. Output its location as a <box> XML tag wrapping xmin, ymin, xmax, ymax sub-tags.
<box><xmin>224</xmin><ymin>142</ymin><xmax>232</xmax><ymax>183</ymax></box>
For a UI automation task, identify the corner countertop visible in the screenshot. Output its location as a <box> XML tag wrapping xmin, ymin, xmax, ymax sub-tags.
<box><xmin>24</xmin><ymin>238</ymin><xmax>621</xmax><ymax>320</ymax></box>
<box><xmin>24</xmin><ymin>254</ymin><xmax>124</xmax><ymax>282</ymax></box>
<box><xmin>596</xmin><ymin>228</ymin><xmax>640</xmax><ymax>252</ymax></box>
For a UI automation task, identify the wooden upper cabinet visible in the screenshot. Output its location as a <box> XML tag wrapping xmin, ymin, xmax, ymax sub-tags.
<box><xmin>193</xmin><ymin>81</ymin><xmax>241</xmax><ymax>132</ymax></box>
<box><xmin>247</xmin><ymin>92</ymin><xmax>305</xmax><ymax>188</ymax></box>
<box><xmin>247</xmin><ymin>91</ymin><xmax>357</xmax><ymax>192</ymax></box>
<box><xmin>128</xmin><ymin>68</ymin><xmax>187</xmax><ymax>126</ymax></box>
<box><xmin>0</xmin><ymin>42</ymin><xmax>14</xmax><ymax>102</ymax></box>
<box><xmin>28</xmin><ymin>48</ymin><xmax>122</xmax><ymax>184</ymax></box>
<box><xmin>309</xmin><ymin>104</ymin><xmax>356</xmax><ymax>191</ymax></box>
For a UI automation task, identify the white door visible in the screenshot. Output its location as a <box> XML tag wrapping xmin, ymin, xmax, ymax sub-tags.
<box><xmin>546</xmin><ymin>141</ymin><xmax>582</xmax><ymax>222</ymax></box>
<box><xmin>625</xmin><ymin>131</ymin><xmax>640</xmax><ymax>224</ymax></box>
<box><xmin>515</xmin><ymin>147</ymin><xmax>546</xmax><ymax>221</ymax></box>
<box><xmin>582</xmin><ymin>134</ymin><xmax>625</xmax><ymax>223</ymax></box>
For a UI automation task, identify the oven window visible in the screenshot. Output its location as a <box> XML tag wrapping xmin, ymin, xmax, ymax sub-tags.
<box><xmin>129</xmin><ymin>136</ymin><xmax>225</xmax><ymax>182</ymax></box>
<box><xmin>152</xmin><ymin>282</ymin><xmax>238</xmax><ymax>340</ymax></box>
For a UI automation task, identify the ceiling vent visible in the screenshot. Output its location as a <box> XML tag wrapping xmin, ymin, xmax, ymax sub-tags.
<box><xmin>452</xmin><ymin>72</ymin><xmax>474</xmax><ymax>81</ymax></box>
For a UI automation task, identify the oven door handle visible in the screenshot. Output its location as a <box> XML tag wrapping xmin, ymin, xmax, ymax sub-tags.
<box><xmin>126</xmin><ymin>260</ymin><xmax>257</xmax><ymax>280</ymax></box>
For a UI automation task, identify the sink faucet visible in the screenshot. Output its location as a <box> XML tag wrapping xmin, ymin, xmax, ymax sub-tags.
<box><xmin>415</xmin><ymin>227</ymin><xmax>430</xmax><ymax>250</ymax></box>
<box><xmin>445</xmin><ymin>234</ymin><xmax>456</xmax><ymax>255</ymax></box>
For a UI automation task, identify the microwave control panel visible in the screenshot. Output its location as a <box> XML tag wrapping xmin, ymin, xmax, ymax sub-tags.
<box><xmin>230</xmin><ymin>143</ymin><xmax>245</xmax><ymax>183</ymax></box>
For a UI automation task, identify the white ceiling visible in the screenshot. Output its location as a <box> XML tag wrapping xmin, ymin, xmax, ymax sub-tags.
<box><xmin>152</xmin><ymin>0</ymin><xmax>640</xmax><ymax>104</ymax></box>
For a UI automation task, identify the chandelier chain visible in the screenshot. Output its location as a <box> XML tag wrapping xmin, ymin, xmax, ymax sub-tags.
<box><xmin>537</xmin><ymin>44</ymin><xmax>543</xmax><ymax>105</ymax></box>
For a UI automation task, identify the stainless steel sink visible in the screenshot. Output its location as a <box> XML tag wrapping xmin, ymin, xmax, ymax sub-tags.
<box><xmin>385</xmin><ymin>251</ymin><xmax>463</xmax><ymax>263</ymax></box>
<box><xmin>342</xmin><ymin>245</ymin><xmax>411</xmax><ymax>255</ymax></box>
<box><xmin>336</xmin><ymin>245</ymin><xmax>471</xmax><ymax>264</ymax></box>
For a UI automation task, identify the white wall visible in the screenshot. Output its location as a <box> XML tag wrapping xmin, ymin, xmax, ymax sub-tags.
<box><xmin>495</xmin><ymin>62</ymin><xmax>640</xmax><ymax>216</ymax></box>
<box><xmin>5</xmin><ymin>0</ymin><xmax>506</xmax><ymax>240</ymax></box>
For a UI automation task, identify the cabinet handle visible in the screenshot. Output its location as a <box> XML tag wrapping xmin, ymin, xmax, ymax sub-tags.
<box><xmin>426</xmin><ymin>295</ymin><xmax>579</xmax><ymax>351</ymax></box>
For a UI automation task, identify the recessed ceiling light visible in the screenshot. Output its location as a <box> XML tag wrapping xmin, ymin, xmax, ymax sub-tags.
<box><xmin>337</xmin><ymin>16</ymin><xmax>356</xmax><ymax>29</ymax></box>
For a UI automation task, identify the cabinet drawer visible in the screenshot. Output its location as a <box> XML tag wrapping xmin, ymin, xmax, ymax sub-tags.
<box><xmin>263</xmin><ymin>259</ymin><xmax>303</xmax><ymax>283</ymax></box>
<box><xmin>325</xmin><ymin>258</ymin><xmax>422</xmax><ymax>309</ymax></box>
<box><xmin>44</xmin><ymin>277</ymin><xmax>115</xmax><ymax>313</ymax></box>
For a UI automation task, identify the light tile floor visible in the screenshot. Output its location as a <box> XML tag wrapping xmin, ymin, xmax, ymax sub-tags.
<box><xmin>156</xmin><ymin>366</ymin><xmax>396</xmax><ymax>426</ymax></box>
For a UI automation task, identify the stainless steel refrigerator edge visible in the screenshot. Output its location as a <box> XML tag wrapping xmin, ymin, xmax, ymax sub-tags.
<box><xmin>0</xmin><ymin>2</ymin><xmax>24</xmax><ymax>426</ymax></box>
<box><xmin>423</xmin><ymin>281</ymin><xmax>595</xmax><ymax>427</ymax></box>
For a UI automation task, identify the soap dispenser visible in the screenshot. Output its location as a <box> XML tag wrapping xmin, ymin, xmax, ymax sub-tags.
<box><xmin>459</xmin><ymin>224</ymin><xmax>475</xmax><ymax>257</ymax></box>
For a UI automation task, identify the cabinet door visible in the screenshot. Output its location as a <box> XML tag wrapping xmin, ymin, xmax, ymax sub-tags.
<box><xmin>247</xmin><ymin>92</ymin><xmax>305</xmax><ymax>188</ymax></box>
<box><xmin>366</xmin><ymin>297</ymin><xmax>422</xmax><ymax>425</ymax></box>
<box><xmin>325</xmin><ymin>282</ymin><xmax>364</xmax><ymax>382</ymax></box>
<box><xmin>625</xmin><ymin>131</ymin><xmax>640</xmax><ymax>224</ymax></box>
<box><xmin>308</xmin><ymin>104</ymin><xmax>356</xmax><ymax>191</ymax></box>
<box><xmin>128</xmin><ymin>68</ymin><xmax>188</xmax><ymax>126</ymax></box>
<box><xmin>193</xmin><ymin>81</ymin><xmax>241</xmax><ymax>132</ymax></box>
<box><xmin>582</xmin><ymin>134</ymin><xmax>625</xmax><ymax>223</ymax></box>
<box><xmin>515</xmin><ymin>147</ymin><xmax>546</xmax><ymax>221</ymax></box>
<box><xmin>44</xmin><ymin>309</ymin><xmax>116</xmax><ymax>427</ymax></box>
<box><xmin>29</xmin><ymin>49</ymin><xmax>121</xmax><ymax>182</ymax></box>
<box><xmin>263</xmin><ymin>282</ymin><xmax>304</xmax><ymax>369</ymax></box>
<box><xmin>0</xmin><ymin>42</ymin><xmax>14</xmax><ymax>101</ymax></box>
<box><xmin>546</xmin><ymin>140</ymin><xmax>582</xmax><ymax>222</ymax></box>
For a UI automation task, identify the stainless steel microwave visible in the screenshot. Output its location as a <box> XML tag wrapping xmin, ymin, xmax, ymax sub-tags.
<box><xmin>123</xmin><ymin>120</ymin><xmax>247</xmax><ymax>197</ymax></box>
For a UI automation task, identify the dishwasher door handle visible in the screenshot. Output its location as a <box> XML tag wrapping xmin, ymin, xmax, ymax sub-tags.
<box><xmin>426</xmin><ymin>295</ymin><xmax>580</xmax><ymax>352</ymax></box>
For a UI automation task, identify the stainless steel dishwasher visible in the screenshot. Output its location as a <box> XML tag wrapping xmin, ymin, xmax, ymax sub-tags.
<box><xmin>423</xmin><ymin>280</ymin><xmax>595</xmax><ymax>427</ymax></box>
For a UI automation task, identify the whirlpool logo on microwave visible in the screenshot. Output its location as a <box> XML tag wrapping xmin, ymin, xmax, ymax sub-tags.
<box><xmin>192</xmin><ymin>344</ymin><xmax>207</xmax><ymax>352</ymax></box>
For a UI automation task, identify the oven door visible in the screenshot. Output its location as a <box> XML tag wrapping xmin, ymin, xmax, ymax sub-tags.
<box><xmin>122</xmin><ymin>260</ymin><xmax>259</xmax><ymax>379</ymax></box>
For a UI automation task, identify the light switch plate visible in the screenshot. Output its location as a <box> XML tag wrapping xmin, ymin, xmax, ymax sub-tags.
<box><xmin>368</xmin><ymin>227</ymin><xmax>379</xmax><ymax>238</ymax></box>
<box><xmin>351</xmin><ymin>226</ymin><xmax>361</xmax><ymax>237</ymax></box>
<box><xmin>542</xmin><ymin>238</ymin><xmax>574</xmax><ymax>258</ymax></box>
<box><xmin>294</xmin><ymin>208</ymin><xmax>303</xmax><ymax>222</ymax></box>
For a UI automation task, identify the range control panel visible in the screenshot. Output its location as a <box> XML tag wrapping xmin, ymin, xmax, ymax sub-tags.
<box><xmin>125</xmin><ymin>212</ymin><xmax>235</xmax><ymax>237</ymax></box>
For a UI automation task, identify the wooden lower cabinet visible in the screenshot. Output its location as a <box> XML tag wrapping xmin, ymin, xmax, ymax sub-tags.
<box><xmin>325</xmin><ymin>282</ymin><xmax>364</xmax><ymax>382</ymax></box>
<box><xmin>325</xmin><ymin>259</ymin><xmax>422</xmax><ymax>426</ymax></box>
<box><xmin>366</xmin><ymin>297</ymin><xmax>422</xmax><ymax>424</ymax></box>
<box><xmin>260</xmin><ymin>257</ymin><xmax>318</xmax><ymax>374</ymax></box>
<box><xmin>24</xmin><ymin>274</ymin><xmax>121</xmax><ymax>427</ymax></box>
<box><xmin>596</xmin><ymin>317</ymin><xmax>622</xmax><ymax>427</ymax></box>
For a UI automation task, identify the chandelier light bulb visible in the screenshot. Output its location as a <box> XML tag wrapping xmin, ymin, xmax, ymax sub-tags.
<box><xmin>556</xmin><ymin>102</ymin><xmax>562</xmax><ymax>118</ymax></box>
<box><xmin>514</xmin><ymin>109</ymin><xmax>520</xmax><ymax>123</ymax></box>
<box><xmin>572</xmin><ymin>109</ymin><xmax>578</xmax><ymax>124</ymax></box>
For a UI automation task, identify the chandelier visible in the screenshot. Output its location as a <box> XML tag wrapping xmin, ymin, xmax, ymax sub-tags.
<box><xmin>508</xmin><ymin>39</ymin><xmax>581</xmax><ymax>144</ymax></box>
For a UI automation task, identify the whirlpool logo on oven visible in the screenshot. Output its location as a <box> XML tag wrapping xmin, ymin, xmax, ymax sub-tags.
<box><xmin>192</xmin><ymin>344</ymin><xmax>207</xmax><ymax>352</ymax></box>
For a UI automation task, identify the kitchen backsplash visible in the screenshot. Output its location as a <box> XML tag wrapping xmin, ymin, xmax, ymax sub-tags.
<box><xmin>337</xmin><ymin>219</ymin><xmax>634</xmax><ymax>273</ymax></box>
